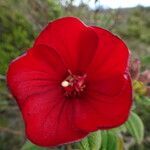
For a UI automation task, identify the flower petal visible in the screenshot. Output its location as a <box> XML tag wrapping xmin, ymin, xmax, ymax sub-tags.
<box><xmin>34</xmin><ymin>17</ymin><xmax>99</xmax><ymax>72</ymax></box>
<box><xmin>7</xmin><ymin>45</ymin><xmax>88</xmax><ymax>146</ymax></box>
<box><xmin>87</xmin><ymin>73</ymin><xmax>128</xmax><ymax>96</ymax></box>
<box><xmin>22</xmin><ymin>90</ymin><xmax>88</xmax><ymax>146</ymax></box>
<box><xmin>87</xmin><ymin>26</ymin><xmax>130</xmax><ymax>80</ymax></box>
<box><xmin>7</xmin><ymin>45</ymin><xmax>66</xmax><ymax>107</ymax></box>
<box><xmin>75</xmin><ymin>74</ymin><xmax>132</xmax><ymax>132</ymax></box>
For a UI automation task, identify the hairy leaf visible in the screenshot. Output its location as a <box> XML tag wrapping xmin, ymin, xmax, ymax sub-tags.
<box><xmin>125</xmin><ymin>112</ymin><xmax>144</xmax><ymax>144</ymax></box>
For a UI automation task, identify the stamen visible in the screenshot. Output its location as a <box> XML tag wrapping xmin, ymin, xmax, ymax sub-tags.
<box><xmin>61</xmin><ymin>70</ymin><xmax>87</xmax><ymax>98</ymax></box>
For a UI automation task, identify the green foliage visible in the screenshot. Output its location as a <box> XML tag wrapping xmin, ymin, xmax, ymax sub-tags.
<box><xmin>126</xmin><ymin>10</ymin><xmax>143</xmax><ymax>38</ymax></box>
<box><xmin>0</xmin><ymin>0</ymin><xmax>62</xmax><ymax>75</ymax></box>
<box><xmin>88</xmin><ymin>130</ymin><xmax>102</xmax><ymax>150</ymax></box>
<box><xmin>0</xmin><ymin>4</ymin><xmax>34</xmax><ymax>74</ymax></box>
<box><xmin>114</xmin><ymin>6</ymin><xmax>150</xmax><ymax>53</ymax></box>
<box><xmin>76</xmin><ymin>130</ymin><xmax>124</xmax><ymax>150</ymax></box>
<box><xmin>21</xmin><ymin>141</ymin><xmax>45</xmax><ymax>150</ymax></box>
<box><xmin>135</xmin><ymin>94</ymin><xmax>150</xmax><ymax>106</ymax></box>
<box><xmin>125</xmin><ymin>112</ymin><xmax>144</xmax><ymax>144</ymax></box>
<box><xmin>75</xmin><ymin>131</ymin><xmax>101</xmax><ymax>150</ymax></box>
<box><xmin>100</xmin><ymin>130</ymin><xmax>122</xmax><ymax>150</ymax></box>
<box><xmin>141</xmin><ymin>97</ymin><xmax>150</xmax><ymax>106</ymax></box>
<box><xmin>16</xmin><ymin>0</ymin><xmax>62</xmax><ymax>30</ymax></box>
<box><xmin>141</xmin><ymin>56</ymin><xmax>150</xmax><ymax>68</ymax></box>
<box><xmin>76</xmin><ymin>137</ymin><xmax>90</xmax><ymax>150</ymax></box>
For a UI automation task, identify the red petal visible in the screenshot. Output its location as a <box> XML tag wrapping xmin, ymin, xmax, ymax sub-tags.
<box><xmin>75</xmin><ymin>74</ymin><xmax>132</xmax><ymax>132</ymax></box>
<box><xmin>22</xmin><ymin>90</ymin><xmax>87</xmax><ymax>146</ymax></box>
<box><xmin>87</xmin><ymin>26</ymin><xmax>130</xmax><ymax>80</ymax></box>
<box><xmin>34</xmin><ymin>17</ymin><xmax>98</xmax><ymax>73</ymax></box>
<box><xmin>7</xmin><ymin>45</ymin><xmax>88</xmax><ymax>146</ymax></box>
<box><xmin>87</xmin><ymin>73</ymin><xmax>128</xmax><ymax>96</ymax></box>
<box><xmin>7</xmin><ymin>45</ymin><xmax>66</xmax><ymax>107</ymax></box>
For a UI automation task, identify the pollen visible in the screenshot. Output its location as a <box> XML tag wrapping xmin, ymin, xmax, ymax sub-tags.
<box><xmin>61</xmin><ymin>80</ymin><xmax>70</xmax><ymax>87</ymax></box>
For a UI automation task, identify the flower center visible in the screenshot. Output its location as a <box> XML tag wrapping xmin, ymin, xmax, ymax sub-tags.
<box><xmin>61</xmin><ymin>70</ymin><xmax>87</xmax><ymax>98</ymax></box>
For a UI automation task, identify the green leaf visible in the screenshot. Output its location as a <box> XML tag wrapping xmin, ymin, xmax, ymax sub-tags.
<box><xmin>110</xmin><ymin>124</ymin><xmax>127</xmax><ymax>133</ymax></box>
<box><xmin>88</xmin><ymin>130</ymin><xmax>101</xmax><ymax>150</ymax></box>
<box><xmin>77</xmin><ymin>137</ymin><xmax>90</xmax><ymax>150</ymax></box>
<box><xmin>106</xmin><ymin>131</ymin><xmax>118</xmax><ymax>150</ymax></box>
<box><xmin>21</xmin><ymin>141</ymin><xmax>46</xmax><ymax>150</ymax></box>
<box><xmin>100</xmin><ymin>130</ymin><xmax>121</xmax><ymax>150</ymax></box>
<box><xmin>75</xmin><ymin>130</ymin><xmax>101</xmax><ymax>150</ymax></box>
<box><xmin>125</xmin><ymin>112</ymin><xmax>144</xmax><ymax>144</ymax></box>
<box><xmin>100</xmin><ymin>131</ymin><xmax>108</xmax><ymax>150</ymax></box>
<box><xmin>142</xmin><ymin>96</ymin><xmax>150</xmax><ymax>105</ymax></box>
<box><xmin>141</xmin><ymin>56</ymin><xmax>150</xmax><ymax>65</ymax></box>
<box><xmin>135</xmin><ymin>95</ymin><xmax>150</xmax><ymax>106</ymax></box>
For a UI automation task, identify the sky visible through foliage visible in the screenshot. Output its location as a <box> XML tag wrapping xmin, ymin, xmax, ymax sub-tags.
<box><xmin>73</xmin><ymin>0</ymin><xmax>150</xmax><ymax>9</ymax></box>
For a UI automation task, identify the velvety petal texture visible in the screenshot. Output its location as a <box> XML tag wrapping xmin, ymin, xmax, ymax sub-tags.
<box><xmin>7</xmin><ymin>17</ymin><xmax>132</xmax><ymax>147</ymax></box>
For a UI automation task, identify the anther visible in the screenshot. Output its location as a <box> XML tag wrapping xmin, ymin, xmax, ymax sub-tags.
<box><xmin>61</xmin><ymin>80</ymin><xmax>70</xmax><ymax>87</ymax></box>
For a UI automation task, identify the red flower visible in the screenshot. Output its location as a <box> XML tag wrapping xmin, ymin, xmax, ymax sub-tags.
<box><xmin>7</xmin><ymin>17</ymin><xmax>132</xmax><ymax>146</ymax></box>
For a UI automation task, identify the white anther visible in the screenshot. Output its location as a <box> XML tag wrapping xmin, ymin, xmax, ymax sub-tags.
<box><xmin>61</xmin><ymin>80</ymin><xmax>69</xmax><ymax>87</ymax></box>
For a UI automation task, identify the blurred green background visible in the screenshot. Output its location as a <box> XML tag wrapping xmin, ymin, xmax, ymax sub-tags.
<box><xmin>0</xmin><ymin>0</ymin><xmax>150</xmax><ymax>149</ymax></box>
